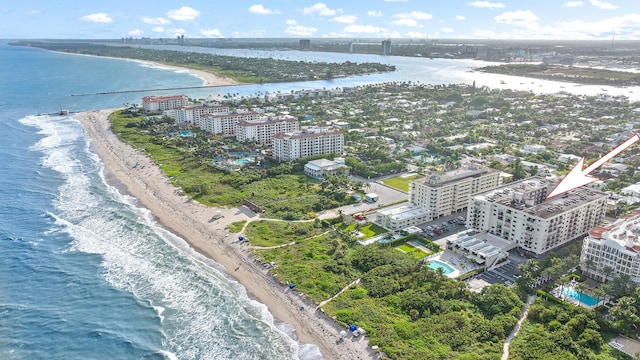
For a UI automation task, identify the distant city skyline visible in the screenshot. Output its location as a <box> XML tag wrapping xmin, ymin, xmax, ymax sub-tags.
<box><xmin>2</xmin><ymin>0</ymin><xmax>639</xmax><ymax>40</ymax></box>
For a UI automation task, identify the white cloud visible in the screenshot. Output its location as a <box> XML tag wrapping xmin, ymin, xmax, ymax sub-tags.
<box><xmin>441</xmin><ymin>27</ymin><xmax>454</xmax><ymax>33</ymax></box>
<box><xmin>285</xmin><ymin>24</ymin><xmax>317</xmax><ymax>36</ymax></box>
<box><xmin>368</xmin><ymin>11</ymin><xmax>382</xmax><ymax>17</ymax></box>
<box><xmin>391</xmin><ymin>11</ymin><xmax>432</xmax><ymax>27</ymax></box>
<box><xmin>248</xmin><ymin>4</ymin><xmax>281</xmax><ymax>15</ymax></box>
<box><xmin>285</xmin><ymin>19</ymin><xmax>297</xmax><ymax>25</ymax></box>
<box><xmin>333</xmin><ymin>15</ymin><xmax>357</xmax><ymax>24</ymax></box>
<box><xmin>563</xmin><ymin>1</ymin><xmax>584</xmax><ymax>7</ymax></box>
<box><xmin>391</xmin><ymin>18</ymin><xmax>419</xmax><ymax>27</ymax></box>
<box><xmin>590</xmin><ymin>0</ymin><xmax>619</xmax><ymax>9</ymax></box>
<box><xmin>166</xmin><ymin>28</ymin><xmax>186</xmax><ymax>37</ymax></box>
<box><xmin>494</xmin><ymin>10</ymin><xmax>539</xmax><ymax>29</ymax></box>
<box><xmin>142</xmin><ymin>17</ymin><xmax>170</xmax><ymax>25</ymax></box>
<box><xmin>80</xmin><ymin>13</ymin><xmax>113</xmax><ymax>23</ymax></box>
<box><xmin>151</xmin><ymin>27</ymin><xmax>164</xmax><ymax>33</ymax></box>
<box><xmin>167</xmin><ymin>6</ymin><xmax>200</xmax><ymax>21</ymax></box>
<box><xmin>456</xmin><ymin>15</ymin><xmax>466</xmax><ymax>20</ymax></box>
<box><xmin>548</xmin><ymin>13</ymin><xmax>640</xmax><ymax>37</ymax></box>
<box><xmin>394</xmin><ymin>11</ymin><xmax>433</xmax><ymax>20</ymax></box>
<box><xmin>128</xmin><ymin>29</ymin><xmax>143</xmax><ymax>36</ymax></box>
<box><xmin>302</xmin><ymin>3</ymin><xmax>342</xmax><ymax>16</ymax></box>
<box><xmin>469</xmin><ymin>1</ymin><xmax>505</xmax><ymax>8</ymax></box>
<box><xmin>201</xmin><ymin>28</ymin><xmax>223</xmax><ymax>37</ymax></box>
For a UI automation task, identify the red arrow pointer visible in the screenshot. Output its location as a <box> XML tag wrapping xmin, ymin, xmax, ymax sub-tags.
<box><xmin>546</xmin><ymin>134</ymin><xmax>640</xmax><ymax>199</ymax></box>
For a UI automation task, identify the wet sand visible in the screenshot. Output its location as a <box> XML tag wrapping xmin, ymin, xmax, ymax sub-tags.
<box><xmin>77</xmin><ymin>109</ymin><xmax>374</xmax><ymax>360</ymax></box>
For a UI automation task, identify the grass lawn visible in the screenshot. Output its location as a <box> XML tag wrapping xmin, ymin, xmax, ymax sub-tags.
<box><xmin>252</xmin><ymin>232</ymin><xmax>360</xmax><ymax>302</ymax></box>
<box><xmin>339</xmin><ymin>223</ymin><xmax>388</xmax><ymax>238</ymax></box>
<box><xmin>243</xmin><ymin>220</ymin><xmax>327</xmax><ymax>247</ymax></box>
<box><xmin>227</xmin><ymin>220</ymin><xmax>246</xmax><ymax>233</ymax></box>
<box><xmin>395</xmin><ymin>242</ymin><xmax>429</xmax><ymax>259</ymax></box>
<box><xmin>382</xmin><ymin>174</ymin><xmax>421</xmax><ymax>192</ymax></box>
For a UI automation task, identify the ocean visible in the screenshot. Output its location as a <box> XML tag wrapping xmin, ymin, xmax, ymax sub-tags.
<box><xmin>1</xmin><ymin>41</ymin><xmax>638</xmax><ymax>360</ymax></box>
<box><xmin>0</xmin><ymin>43</ymin><xmax>304</xmax><ymax>360</ymax></box>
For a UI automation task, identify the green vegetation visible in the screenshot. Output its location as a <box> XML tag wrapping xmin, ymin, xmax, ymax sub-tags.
<box><xmin>337</xmin><ymin>222</ymin><xmax>388</xmax><ymax>238</ymax></box>
<box><xmin>324</xmin><ymin>250</ymin><xmax>524</xmax><ymax>359</ymax></box>
<box><xmin>395</xmin><ymin>243</ymin><xmax>428</xmax><ymax>260</ymax></box>
<box><xmin>477</xmin><ymin>63</ymin><xmax>640</xmax><ymax>87</ymax></box>
<box><xmin>108</xmin><ymin>111</ymin><xmax>356</xmax><ymax>220</ymax></box>
<box><xmin>382</xmin><ymin>174</ymin><xmax>421</xmax><ymax>192</ymax></box>
<box><xmin>13</xmin><ymin>41</ymin><xmax>396</xmax><ymax>84</ymax></box>
<box><xmin>508</xmin><ymin>297</ymin><xmax>622</xmax><ymax>360</ymax></box>
<box><xmin>243</xmin><ymin>220</ymin><xmax>327</xmax><ymax>247</ymax></box>
<box><xmin>227</xmin><ymin>220</ymin><xmax>246</xmax><ymax>233</ymax></box>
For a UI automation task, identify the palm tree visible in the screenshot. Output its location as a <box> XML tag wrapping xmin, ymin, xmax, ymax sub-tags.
<box><xmin>576</xmin><ymin>282</ymin><xmax>589</xmax><ymax>306</ymax></box>
<box><xmin>602</xmin><ymin>265</ymin><xmax>614</xmax><ymax>283</ymax></box>
<box><xmin>581</xmin><ymin>257</ymin><xmax>595</xmax><ymax>279</ymax></box>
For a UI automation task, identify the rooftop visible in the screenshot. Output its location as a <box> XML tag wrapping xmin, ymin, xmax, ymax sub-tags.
<box><xmin>412</xmin><ymin>166</ymin><xmax>498</xmax><ymax>187</ymax></box>
<box><xmin>590</xmin><ymin>211</ymin><xmax>640</xmax><ymax>251</ymax></box>
<box><xmin>472</xmin><ymin>176</ymin><xmax>608</xmax><ymax>219</ymax></box>
<box><xmin>377</xmin><ymin>203</ymin><xmax>430</xmax><ymax>221</ymax></box>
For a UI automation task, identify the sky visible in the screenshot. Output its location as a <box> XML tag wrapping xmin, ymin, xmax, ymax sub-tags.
<box><xmin>1</xmin><ymin>0</ymin><xmax>639</xmax><ymax>40</ymax></box>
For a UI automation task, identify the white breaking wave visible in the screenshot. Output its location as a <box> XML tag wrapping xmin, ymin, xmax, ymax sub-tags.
<box><xmin>24</xmin><ymin>114</ymin><xmax>300</xmax><ymax>360</ymax></box>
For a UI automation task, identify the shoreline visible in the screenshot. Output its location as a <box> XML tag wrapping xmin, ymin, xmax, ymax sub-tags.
<box><xmin>52</xmin><ymin>49</ymin><xmax>239</xmax><ymax>87</ymax></box>
<box><xmin>77</xmin><ymin>109</ymin><xmax>374</xmax><ymax>360</ymax></box>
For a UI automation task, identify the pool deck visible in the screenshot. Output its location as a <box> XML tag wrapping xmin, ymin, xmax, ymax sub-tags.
<box><xmin>425</xmin><ymin>250</ymin><xmax>481</xmax><ymax>278</ymax></box>
<box><xmin>551</xmin><ymin>284</ymin><xmax>602</xmax><ymax>308</ymax></box>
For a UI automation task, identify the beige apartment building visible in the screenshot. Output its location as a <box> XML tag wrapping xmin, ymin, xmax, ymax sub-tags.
<box><xmin>410</xmin><ymin>167</ymin><xmax>500</xmax><ymax>219</ymax></box>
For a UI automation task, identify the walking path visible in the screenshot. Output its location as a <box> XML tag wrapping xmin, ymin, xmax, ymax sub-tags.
<box><xmin>502</xmin><ymin>295</ymin><xmax>537</xmax><ymax>360</ymax></box>
<box><xmin>317</xmin><ymin>278</ymin><xmax>361</xmax><ymax>309</ymax></box>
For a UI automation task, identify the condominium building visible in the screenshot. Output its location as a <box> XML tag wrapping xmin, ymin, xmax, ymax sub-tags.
<box><xmin>467</xmin><ymin>177</ymin><xmax>608</xmax><ymax>255</ymax></box>
<box><xmin>174</xmin><ymin>103</ymin><xmax>231</xmax><ymax>125</ymax></box>
<box><xmin>236</xmin><ymin>115</ymin><xmax>299</xmax><ymax>145</ymax></box>
<box><xmin>142</xmin><ymin>95</ymin><xmax>189</xmax><ymax>112</ymax></box>
<box><xmin>304</xmin><ymin>158</ymin><xmax>349</xmax><ymax>179</ymax></box>
<box><xmin>197</xmin><ymin>110</ymin><xmax>261</xmax><ymax>136</ymax></box>
<box><xmin>410</xmin><ymin>167</ymin><xmax>500</xmax><ymax>219</ymax></box>
<box><xmin>375</xmin><ymin>203</ymin><xmax>431</xmax><ymax>231</ymax></box>
<box><xmin>581</xmin><ymin>211</ymin><xmax>640</xmax><ymax>283</ymax></box>
<box><xmin>272</xmin><ymin>128</ymin><xmax>344</xmax><ymax>162</ymax></box>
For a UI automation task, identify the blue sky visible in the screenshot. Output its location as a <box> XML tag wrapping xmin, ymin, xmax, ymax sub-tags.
<box><xmin>2</xmin><ymin>0</ymin><xmax>639</xmax><ymax>40</ymax></box>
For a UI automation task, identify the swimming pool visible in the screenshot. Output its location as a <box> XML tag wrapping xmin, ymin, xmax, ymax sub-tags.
<box><xmin>230</xmin><ymin>158</ymin><xmax>253</xmax><ymax>165</ymax></box>
<box><xmin>428</xmin><ymin>260</ymin><xmax>454</xmax><ymax>275</ymax></box>
<box><xmin>562</xmin><ymin>286</ymin><xmax>599</xmax><ymax>307</ymax></box>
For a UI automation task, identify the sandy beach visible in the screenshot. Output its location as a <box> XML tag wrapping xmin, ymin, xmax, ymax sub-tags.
<box><xmin>77</xmin><ymin>109</ymin><xmax>374</xmax><ymax>360</ymax></box>
<box><xmin>135</xmin><ymin>59</ymin><xmax>239</xmax><ymax>87</ymax></box>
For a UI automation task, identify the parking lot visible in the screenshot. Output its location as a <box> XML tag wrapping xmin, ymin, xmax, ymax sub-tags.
<box><xmin>416</xmin><ymin>212</ymin><xmax>468</xmax><ymax>241</ymax></box>
<box><xmin>468</xmin><ymin>252</ymin><xmax>527</xmax><ymax>288</ymax></box>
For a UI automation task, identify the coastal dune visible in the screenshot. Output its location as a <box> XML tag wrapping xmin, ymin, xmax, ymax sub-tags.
<box><xmin>78</xmin><ymin>109</ymin><xmax>374</xmax><ymax>360</ymax></box>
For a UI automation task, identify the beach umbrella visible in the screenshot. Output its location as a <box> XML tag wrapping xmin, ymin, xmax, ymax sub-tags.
<box><xmin>238</xmin><ymin>236</ymin><xmax>244</xmax><ymax>241</ymax></box>
<box><xmin>349</xmin><ymin>324</ymin><xmax>357</xmax><ymax>331</ymax></box>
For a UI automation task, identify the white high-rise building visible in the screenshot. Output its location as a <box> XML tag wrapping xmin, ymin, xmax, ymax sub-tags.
<box><xmin>197</xmin><ymin>110</ymin><xmax>261</xmax><ymax>136</ymax></box>
<box><xmin>467</xmin><ymin>177</ymin><xmax>608</xmax><ymax>255</ymax></box>
<box><xmin>236</xmin><ymin>115</ymin><xmax>299</xmax><ymax>145</ymax></box>
<box><xmin>174</xmin><ymin>103</ymin><xmax>230</xmax><ymax>125</ymax></box>
<box><xmin>410</xmin><ymin>167</ymin><xmax>500</xmax><ymax>219</ymax></box>
<box><xmin>272</xmin><ymin>128</ymin><xmax>344</xmax><ymax>162</ymax></box>
<box><xmin>581</xmin><ymin>211</ymin><xmax>640</xmax><ymax>283</ymax></box>
<box><xmin>142</xmin><ymin>95</ymin><xmax>189</xmax><ymax>112</ymax></box>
